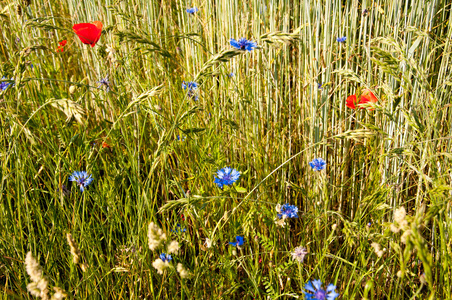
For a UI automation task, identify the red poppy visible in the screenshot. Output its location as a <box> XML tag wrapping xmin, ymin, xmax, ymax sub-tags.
<box><xmin>72</xmin><ymin>21</ymin><xmax>103</xmax><ymax>47</ymax></box>
<box><xmin>102</xmin><ymin>141</ymin><xmax>111</xmax><ymax>149</ymax></box>
<box><xmin>57</xmin><ymin>40</ymin><xmax>67</xmax><ymax>52</ymax></box>
<box><xmin>346</xmin><ymin>89</ymin><xmax>378</xmax><ymax>109</ymax></box>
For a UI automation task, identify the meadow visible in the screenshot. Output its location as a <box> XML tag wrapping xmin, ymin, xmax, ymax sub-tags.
<box><xmin>1</xmin><ymin>0</ymin><xmax>452</xmax><ymax>299</ymax></box>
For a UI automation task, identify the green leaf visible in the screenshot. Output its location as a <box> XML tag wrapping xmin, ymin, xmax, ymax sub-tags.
<box><xmin>234</xmin><ymin>186</ymin><xmax>247</xmax><ymax>193</ymax></box>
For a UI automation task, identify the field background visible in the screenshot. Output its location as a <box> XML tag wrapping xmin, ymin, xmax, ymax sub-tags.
<box><xmin>1</xmin><ymin>0</ymin><xmax>452</xmax><ymax>299</ymax></box>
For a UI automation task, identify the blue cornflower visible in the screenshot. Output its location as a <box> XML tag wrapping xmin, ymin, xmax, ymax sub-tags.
<box><xmin>309</xmin><ymin>158</ymin><xmax>326</xmax><ymax>171</ymax></box>
<box><xmin>171</xmin><ymin>224</ymin><xmax>187</xmax><ymax>233</ymax></box>
<box><xmin>214</xmin><ymin>167</ymin><xmax>240</xmax><ymax>188</ymax></box>
<box><xmin>160</xmin><ymin>253</ymin><xmax>172</xmax><ymax>262</ymax></box>
<box><xmin>182</xmin><ymin>81</ymin><xmax>198</xmax><ymax>90</ymax></box>
<box><xmin>97</xmin><ymin>76</ymin><xmax>110</xmax><ymax>92</ymax></box>
<box><xmin>336</xmin><ymin>36</ymin><xmax>347</xmax><ymax>43</ymax></box>
<box><xmin>186</xmin><ymin>7</ymin><xmax>198</xmax><ymax>14</ymax></box>
<box><xmin>182</xmin><ymin>81</ymin><xmax>199</xmax><ymax>100</ymax></box>
<box><xmin>230</xmin><ymin>38</ymin><xmax>257</xmax><ymax>51</ymax></box>
<box><xmin>277</xmin><ymin>203</ymin><xmax>299</xmax><ymax>219</ymax></box>
<box><xmin>303</xmin><ymin>279</ymin><xmax>339</xmax><ymax>300</ymax></box>
<box><xmin>228</xmin><ymin>72</ymin><xmax>234</xmax><ymax>77</ymax></box>
<box><xmin>1</xmin><ymin>77</ymin><xmax>14</xmax><ymax>91</ymax></box>
<box><xmin>177</xmin><ymin>135</ymin><xmax>186</xmax><ymax>141</ymax></box>
<box><xmin>318</xmin><ymin>83</ymin><xmax>323</xmax><ymax>90</ymax></box>
<box><xmin>69</xmin><ymin>171</ymin><xmax>93</xmax><ymax>192</ymax></box>
<box><xmin>229</xmin><ymin>236</ymin><xmax>244</xmax><ymax>247</ymax></box>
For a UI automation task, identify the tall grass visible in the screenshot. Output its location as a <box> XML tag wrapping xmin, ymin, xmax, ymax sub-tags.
<box><xmin>1</xmin><ymin>0</ymin><xmax>451</xmax><ymax>298</ymax></box>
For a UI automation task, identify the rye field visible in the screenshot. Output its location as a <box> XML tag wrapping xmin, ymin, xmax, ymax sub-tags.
<box><xmin>1</xmin><ymin>0</ymin><xmax>452</xmax><ymax>299</ymax></box>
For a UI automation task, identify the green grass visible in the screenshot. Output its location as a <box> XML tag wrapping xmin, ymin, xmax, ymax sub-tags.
<box><xmin>1</xmin><ymin>0</ymin><xmax>452</xmax><ymax>299</ymax></box>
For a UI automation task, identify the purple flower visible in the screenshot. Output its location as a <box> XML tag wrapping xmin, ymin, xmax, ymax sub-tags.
<box><xmin>230</xmin><ymin>38</ymin><xmax>257</xmax><ymax>51</ymax></box>
<box><xmin>214</xmin><ymin>167</ymin><xmax>240</xmax><ymax>188</ymax></box>
<box><xmin>97</xmin><ymin>76</ymin><xmax>110</xmax><ymax>92</ymax></box>
<box><xmin>291</xmin><ymin>247</ymin><xmax>308</xmax><ymax>263</ymax></box>
<box><xmin>303</xmin><ymin>279</ymin><xmax>339</xmax><ymax>300</ymax></box>
<box><xmin>229</xmin><ymin>236</ymin><xmax>244</xmax><ymax>247</ymax></box>
<box><xmin>69</xmin><ymin>171</ymin><xmax>93</xmax><ymax>192</ymax></box>
<box><xmin>182</xmin><ymin>81</ymin><xmax>198</xmax><ymax>100</ymax></box>
<box><xmin>309</xmin><ymin>158</ymin><xmax>326</xmax><ymax>171</ymax></box>
<box><xmin>160</xmin><ymin>253</ymin><xmax>172</xmax><ymax>262</ymax></box>
<box><xmin>0</xmin><ymin>77</ymin><xmax>14</xmax><ymax>91</ymax></box>
<box><xmin>277</xmin><ymin>203</ymin><xmax>299</xmax><ymax>219</ymax></box>
<box><xmin>186</xmin><ymin>7</ymin><xmax>198</xmax><ymax>14</ymax></box>
<box><xmin>336</xmin><ymin>36</ymin><xmax>346</xmax><ymax>43</ymax></box>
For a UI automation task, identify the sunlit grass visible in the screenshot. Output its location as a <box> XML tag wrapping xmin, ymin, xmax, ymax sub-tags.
<box><xmin>1</xmin><ymin>0</ymin><xmax>451</xmax><ymax>299</ymax></box>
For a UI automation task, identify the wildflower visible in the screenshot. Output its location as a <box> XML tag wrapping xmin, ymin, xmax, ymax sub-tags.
<box><xmin>214</xmin><ymin>167</ymin><xmax>240</xmax><ymax>188</ymax></box>
<box><xmin>182</xmin><ymin>81</ymin><xmax>198</xmax><ymax>100</ymax></box>
<box><xmin>69</xmin><ymin>171</ymin><xmax>93</xmax><ymax>192</ymax></box>
<box><xmin>362</xmin><ymin>9</ymin><xmax>369</xmax><ymax>16</ymax></box>
<box><xmin>177</xmin><ymin>135</ymin><xmax>186</xmax><ymax>141</ymax></box>
<box><xmin>228</xmin><ymin>72</ymin><xmax>235</xmax><ymax>77</ymax></box>
<box><xmin>72</xmin><ymin>21</ymin><xmax>103</xmax><ymax>47</ymax></box>
<box><xmin>309</xmin><ymin>158</ymin><xmax>326</xmax><ymax>171</ymax></box>
<box><xmin>152</xmin><ymin>258</ymin><xmax>170</xmax><ymax>274</ymax></box>
<box><xmin>371</xmin><ymin>242</ymin><xmax>384</xmax><ymax>257</ymax></box>
<box><xmin>159</xmin><ymin>253</ymin><xmax>172</xmax><ymax>262</ymax></box>
<box><xmin>346</xmin><ymin>89</ymin><xmax>378</xmax><ymax>109</ymax></box>
<box><xmin>57</xmin><ymin>40</ymin><xmax>67</xmax><ymax>52</ymax></box>
<box><xmin>182</xmin><ymin>81</ymin><xmax>197</xmax><ymax>90</ymax></box>
<box><xmin>291</xmin><ymin>247</ymin><xmax>308</xmax><ymax>263</ymax></box>
<box><xmin>148</xmin><ymin>222</ymin><xmax>167</xmax><ymax>251</ymax></box>
<box><xmin>97</xmin><ymin>76</ymin><xmax>110</xmax><ymax>92</ymax></box>
<box><xmin>177</xmin><ymin>263</ymin><xmax>190</xmax><ymax>278</ymax></box>
<box><xmin>303</xmin><ymin>279</ymin><xmax>339</xmax><ymax>300</ymax></box>
<box><xmin>52</xmin><ymin>287</ymin><xmax>67</xmax><ymax>300</ymax></box>
<box><xmin>171</xmin><ymin>223</ymin><xmax>186</xmax><ymax>233</ymax></box>
<box><xmin>336</xmin><ymin>36</ymin><xmax>346</xmax><ymax>43</ymax></box>
<box><xmin>394</xmin><ymin>207</ymin><xmax>406</xmax><ymax>224</ymax></box>
<box><xmin>106</xmin><ymin>44</ymin><xmax>117</xmax><ymax>64</ymax></box>
<box><xmin>25</xmin><ymin>252</ymin><xmax>44</xmax><ymax>283</ymax></box>
<box><xmin>167</xmin><ymin>241</ymin><xmax>180</xmax><ymax>254</ymax></box>
<box><xmin>277</xmin><ymin>203</ymin><xmax>299</xmax><ymax>219</ymax></box>
<box><xmin>318</xmin><ymin>83</ymin><xmax>323</xmax><ymax>90</ymax></box>
<box><xmin>230</xmin><ymin>38</ymin><xmax>257</xmax><ymax>51</ymax></box>
<box><xmin>229</xmin><ymin>236</ymin><xmax>244</xmax><ymax>247</ymax></box>
<box><xmin>25</xmin><ymin>252</ymin><xmax>49</xmax><ymax>299</ymax></box>
<box><xmin>0</xmin><ymin>77</ymin><xmax>13</xmax><ymax>91</ymax></box>
<box><xmin>391</xmin><ymin>206</ymin><xmax>409</xmax><ymax>233</ymax></box>
<box><xmin>186</xmin><ymin>7</ymin><xmax>198</xmax><ymax>14</ymax></box>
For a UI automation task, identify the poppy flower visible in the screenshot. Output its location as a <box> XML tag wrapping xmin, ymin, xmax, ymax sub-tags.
<box><xmin>57</xmin><ymin>40</ymin><xmax>67</xmax><ymax>52</ymax></box>
<box><xmin>346</xmin><ymin>89</ymin><xmax>378</xmax><ymax>109</ymax></box>
<box><xmin>72</xmin><ymin>21</ymin><xmax>103</xmax><ymax>47</ymax></box>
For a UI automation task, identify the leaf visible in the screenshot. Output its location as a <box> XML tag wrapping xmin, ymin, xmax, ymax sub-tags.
<box><xmin>181</xmin><ymin>128</ymin><xmax>205</xmax><ymax>134</ymax></box>
<box><xmin>234</xmin><ymin>186</ymin><xmax>247</xmax><ymax>193</ymax></box>
<box><xmin>408</xmin><ymin>37</ymin><xmax>423</xmax><ymax>59</ymax></box>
